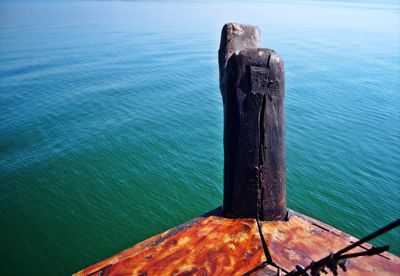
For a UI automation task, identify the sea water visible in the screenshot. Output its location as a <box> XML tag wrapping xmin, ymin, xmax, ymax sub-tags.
<box><xmin>0</xmin><ymin>0</ymin><xmax>399</xmax><ymax>274</ymax></box>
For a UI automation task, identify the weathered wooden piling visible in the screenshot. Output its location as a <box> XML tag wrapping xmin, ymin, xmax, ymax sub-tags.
<box><xmin>219</xmin><ymin>23</ymin><xmax>286</xmax><ymax>220</ymax></box>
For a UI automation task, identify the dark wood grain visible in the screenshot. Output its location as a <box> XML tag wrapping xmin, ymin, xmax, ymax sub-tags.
<box><xmin>222</xmin><ymin>48</ymin><xmax>286</xmax><ymax>220</ymax></box>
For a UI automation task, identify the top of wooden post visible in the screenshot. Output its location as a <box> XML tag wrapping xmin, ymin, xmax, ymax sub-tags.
<box><xmin>218</xmin><ymin>23</ymin><xmax>261</xmax><ymax>103</ymax></box>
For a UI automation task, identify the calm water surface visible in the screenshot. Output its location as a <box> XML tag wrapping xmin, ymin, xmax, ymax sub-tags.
<box><xmin>0</xmin><ymin>0</ymin><xmax>399</xmax><ymax>274</ymax></box>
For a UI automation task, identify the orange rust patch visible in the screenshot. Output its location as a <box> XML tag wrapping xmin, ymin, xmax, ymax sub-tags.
<box><xmin>260</xmin><ymin>211</ymin><xmax>400</xmax><ymax>275</ymax></box>
<box><xmin>74</xmin><ymin>214</ymin><xmax>265</xmax><ymax>276</ymax></box>
<box><xmin>75</xmin><ymin>216</ymin><xmax>207</xmax><ymax>276</ymax></box>
<box><xmin>75</xmin><ymin>208</ymin><xmax>400</xmax><ymax>275</ymax></box>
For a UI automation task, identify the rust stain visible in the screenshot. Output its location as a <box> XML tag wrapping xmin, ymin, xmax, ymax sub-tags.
<box><xmin>246</xmin><ymin>264</ymin><xmax>280</xmax><ymax>276</ymax></box>
<box><xmin>75</xmin><ymin>208</ymin><xmax>400</xmax><ymax>275</ymax></box>
<box><xmin>259</xmin><ymin>210</ymin><xmax>400</xmax><ymax>275</ymax></box>
<box><xmin>74</xmin><ymin>213</ymin><xmax>265</xmax><ymax>276</ymax></box>
<box><xmin>74</xmin><ymin>216</ymin><xmax>207</xmax><ymax>276</ymax></box>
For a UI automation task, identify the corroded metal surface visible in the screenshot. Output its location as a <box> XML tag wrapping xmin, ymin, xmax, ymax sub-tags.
<box><xmin>75</xmin><ymin>209</ymin><xmax>400</xmax><ymax>275</ymax></box>
<box><xmin>259</xmin><ymin>211</ymin><xmax>400</xmax><ymax>275</ymax></box>
<box><xmin>74</xmin><ymin>215</ymin><xmax>207</xmax><ymax>276</ymax></box>
<box><xmin>74</xmin><ymin>210</ymin><xmax>265</xmax><ymax>276</ymax></box>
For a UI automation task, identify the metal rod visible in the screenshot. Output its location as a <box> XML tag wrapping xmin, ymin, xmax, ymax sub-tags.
<box><xmin>336</xmin><ymin>219</ymin><xmax>399</xmax><ymax>255</ymax></box>
<box><xmin>289</xmin><ymin>218</ymin><xmax>400</xmax><ymax>276</ymax></box>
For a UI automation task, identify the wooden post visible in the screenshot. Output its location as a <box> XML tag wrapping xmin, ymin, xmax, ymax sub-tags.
<box><xmin>219</xmin><ymin>24</ymin><xmax>286</xmax><ymax>221</ymax></box>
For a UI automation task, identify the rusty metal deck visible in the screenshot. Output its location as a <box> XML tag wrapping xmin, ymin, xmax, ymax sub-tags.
<box><xmin>74</xmin><ymin>208</ymin><xmax>400</xmax><ymax>275</ymax></box>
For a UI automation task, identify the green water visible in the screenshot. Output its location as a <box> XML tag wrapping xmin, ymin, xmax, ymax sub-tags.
<box><xmin>0</xmin><ymin>1</ymin><xmax>399</xmax><ymax>275</ymax></box>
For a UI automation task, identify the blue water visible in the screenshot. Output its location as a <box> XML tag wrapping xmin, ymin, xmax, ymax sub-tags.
<box><xmin>0</xmin><ymin>1</ymin><xmax>399</xmax><ymax>275</ymax></box>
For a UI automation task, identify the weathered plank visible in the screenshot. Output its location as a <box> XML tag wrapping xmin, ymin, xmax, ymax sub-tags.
<box><xmin>74</xmin><ymin>215</ymin><xmax>208</xmax><ymax>276</ymax></box>
<box><xmin>259</xmin><ymin>211</ymin><xmax>400</xmax><ymax>275</ymax></box>
<box><xmin>74</xmin><ymin>209</ymin><xmax>266</xmax><ymax>276</ymax></box>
